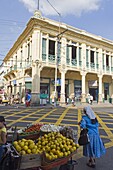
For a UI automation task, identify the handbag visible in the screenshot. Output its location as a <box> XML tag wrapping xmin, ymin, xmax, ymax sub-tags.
<box><xmin>78</xmin><ymin>128</ymin><xmax>90</xmax><ymax>146</ymax></box>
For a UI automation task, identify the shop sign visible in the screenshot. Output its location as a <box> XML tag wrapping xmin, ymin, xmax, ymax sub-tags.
<box><xmin>25</xmin><ymin>77</ymin><xmax>32</xmax><ymax>82</ymax></box>
<box><xmin>51</xmin><ymin>79</ymin><xmax>61</xmax><ymax>86</ymax></box>
<box><xmin>13</xmin><ymin>80</ymin><xmax>16</xmax><ymax>85</ymax></box>
<box><xmin>88</xmin><ymin>80</ymin><xmax>97</xmax><ymax>87</ymax></box>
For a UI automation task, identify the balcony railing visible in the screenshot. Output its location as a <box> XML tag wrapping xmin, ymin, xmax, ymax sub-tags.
<box><xmin>79</xmin><ymin>61</ymin><xmax>82</xmax><ymax>67</ymax></box>
<box><xmin>9</xmin><ymin>65</ymin><xmax>17</xmax><ymax>71</ymax></box>
<box><xmin>48</xmin><ymin>54</ymin><xmax>55</xmax><ymax>63</ymax></box>
<box><xmin>71</xmin><ymin>59</ymin><xmax>77</xmax><ymax>66</ymax></box>
<box><xmin>86</xmin><ymin>62</ymin><xmax>89</xmax><ymax>68</ymax></box>
<box><xmin>106</xmin><ymin>66</ymin><xmax>110</xmax><ymax>72</ymax></box>
<box><xmin>96</xmin><ymin>64</ymin><xmax>99</xmax><ymax>69</ymax></box>
<box><xmin>14</xmin><ymin>65</ymin><xmax>17</xmax><ymax>70</ymax></box>
<box><xmin>42</xmin><ymin>54</ymin><xmax>46</xmax><ymax>61</ymax></box>
<box><xmin>90</xmin><ymin>63</ymin><xmax>95</xmax><ymax>69</ymax></box>
<box><xmin>66</xmin><ymin>58</ymin><xmax>70</xmax><ymax>65</ymax></box>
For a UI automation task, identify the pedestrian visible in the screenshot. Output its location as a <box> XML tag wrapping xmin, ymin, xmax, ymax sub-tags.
<box><xmin>0</xmin><ymin>116</ymin><xmax>7</xmax><ymax>161</ymax></box>
<box><xmin>52</xmin><ymin>96</ymin><xmax>54</xmax><ymax>104</ymax></box>
<box><xmin>87</xmin><ymin>94</ymin><xmax>91</xmax><ymax>104</ymax></box>
<box><xmin>66</xmin><ymin>96</ymin><xmax>69</xmax><ymax>105</ymax></box>
<box><xmin>71</xmin><ymin>97</ymin><xmax>75</xmax><ymax>106</ymax></box>
<box><xmin>25</xmin><ymin>92</ymin><xmax>31</xmax><ymax>107</ymax></box>
<box><xmin>10</xmin><ymin>94</ymin><xmax>15</xmax><ymax>105</ymax></box>
<box><xmin>78</xmin><ymin>106</ymin><xmax>106</xmax><ymax>168</ymax></box>
<box><xmin>90</xmin><ymin>95</ymin><xmax>93</xmax><ymax>105</ymax></box>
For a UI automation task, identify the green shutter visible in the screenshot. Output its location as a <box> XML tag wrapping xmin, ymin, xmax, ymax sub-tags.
<box><xmin>86</xmin><ymin>49</ymin><xmax>88</xmax><ymax>62</ymax></box>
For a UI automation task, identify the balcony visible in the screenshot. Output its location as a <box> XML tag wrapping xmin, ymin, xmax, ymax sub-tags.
<box><xmin>10</xmin><ymin>65</ymin><xmax>17</xmax><ymax>71</ymax></box>
<box><xmin>71</xmin><ymin>59</ymin><xmax>77</xmax><ymax>66</ymax></box>
<box><xmin>42</xmin><ymin>54</ymin><xmax>46</xmax><ymax>61</ymax></box>
<box><xmin>90</xmin><ymin>63</ymin><xmax>95</xmax><ymax>70</ymax></box>
<box><xmin>48</xmin><ymin>54</ymin><xmax>55</xmax><ymax>63</ymax></box>
<box><xmin>4</xmin><ymin>65</ymin><xmax>17</xmax><ymax>79</ymax></box>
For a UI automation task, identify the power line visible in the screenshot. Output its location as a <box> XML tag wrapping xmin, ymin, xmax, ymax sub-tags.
<box><xmin>46</xmin><ymin>0</ymin><xmax>61</xmax><ymax>16</ymax></box>
<box><xmin>0</xmin><ymin>19</ymin><xmax>25</xmax><ymax>24</ymax></box>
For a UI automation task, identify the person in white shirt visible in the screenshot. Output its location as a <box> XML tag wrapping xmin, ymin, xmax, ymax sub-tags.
<box><xmin>90</xmin><ymin>95</ymin><xmax>93</xmax><ymax>105</ymax></box>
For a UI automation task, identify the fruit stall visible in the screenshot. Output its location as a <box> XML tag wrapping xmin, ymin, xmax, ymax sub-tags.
<box><xmin>6</xmin><ymin>124</ymin><xmax>79</xmax><ymax>170</ymax></box>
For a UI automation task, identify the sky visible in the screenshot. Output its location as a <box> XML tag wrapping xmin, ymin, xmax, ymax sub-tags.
<box><xmin>0</xmin><ymin>0</ymin><xmax>113</xmax><ymax>63</ymax></box>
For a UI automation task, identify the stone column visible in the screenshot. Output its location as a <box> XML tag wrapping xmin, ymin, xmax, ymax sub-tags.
<box><xmin>98</xmin><ymin>74</ymin><xmax>103</xmax><ymax>103</ymax></box>
<box><xmin>81</xmin><ymin>43</ymin><xmax>86</xmax><ymax>70</ymax></box>
<box><xmin>31</xmin><ymin>61</ymin><xmax>42</xmax><ymax>106</ymax></box>
<box><xmin>81</xmin><ymin>71</ymin><xmax>86</xmax><ymax>103</ymax></box>
<box><xmin>60</xmin><ymin>68</ymin><xmax>66</xmax><ymax>105</ymax></box>
<box><xmin>30</xmin><ymin>29</ymin><xmax>41</xmax><ymax>106</ymax></box>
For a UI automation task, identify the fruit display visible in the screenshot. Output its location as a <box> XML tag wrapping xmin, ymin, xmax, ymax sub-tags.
<box><xmin>13</xmin><ymin>139</ymin><xmax>40</xmax><ymax>155</ymax></box>
<box><xmin>13</xmin><ymin>132</ymin><xmax>79</xmax><ymax>161</ymax></box>
<box><xmin>18</xmin><ymin>123</ymin><xmax>43</xmax><ymax>136</ymax></box>
<box><xmin>36</xmin><ymin>132</ymin><xmax>79</xmax><ymax>161</ymax></box>
<box><xmin>40</xmin><ymin>124</ymin><xmax>62</xmax><ymax>132</ymax></box>
<box><xmin>60</xmin><ymin>126</ymin><xmax>78</xmax><ymax>143</ymax></box>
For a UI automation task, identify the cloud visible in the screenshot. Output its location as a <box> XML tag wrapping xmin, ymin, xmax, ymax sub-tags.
<box><xmin>19</xmin><ymin>0</ymin><xmax>101</xmax><ymax>17</ymax></box>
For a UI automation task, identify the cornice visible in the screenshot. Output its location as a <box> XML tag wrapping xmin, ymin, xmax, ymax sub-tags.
<box><xmin>4</xmin><ymin>16</ymin><xmax>113</xmax><ymax>62</ymax></box>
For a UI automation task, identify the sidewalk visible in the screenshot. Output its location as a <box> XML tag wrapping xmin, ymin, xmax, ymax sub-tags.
<box><xmin>65</xmin><ymin>101</ymin><xmax>113</xmax><ymax>109</ymax></box>
<box><xmin>0</xmin><ymin>101</ymin><xmax>113</xmax><ymax>109</ymax></box>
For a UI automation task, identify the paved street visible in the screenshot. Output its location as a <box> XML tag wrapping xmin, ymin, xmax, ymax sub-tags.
<box><xmin>0</xmin><ymin>104</ymin><xmax>113</xmax><ymax>169</ymax></box>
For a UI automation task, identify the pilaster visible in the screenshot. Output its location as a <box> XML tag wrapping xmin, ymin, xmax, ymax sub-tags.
<box><xmin>31</xmin><ymin>60</ymin><xmax>43</xmax><ymax>106</ymax></box>
<box><xmin>98</xmin><ymin>74</ymin><xmax>103</xmax><ymax>103</ymax></box>
<box><xmin>80</xmin><ymin>71</ymin><xmax>87</xmax><ymax>103</ymax></box>
<box><xmin>59</xmin><ymin>65</ymin><xmax>67</xmax><ymax>105</ymax></box>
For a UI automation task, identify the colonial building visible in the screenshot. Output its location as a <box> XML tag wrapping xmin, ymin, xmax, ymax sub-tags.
<box><xmin>3</xmin><ymin>10</ymin><xmax>113</xmax><ymax>105</ymax></box>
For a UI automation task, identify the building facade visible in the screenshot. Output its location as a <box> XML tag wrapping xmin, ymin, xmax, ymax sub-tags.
<box><xmin>3</xmin><ymin>10</ymin><xmax>113</xmax><ymax>105</ymax></box>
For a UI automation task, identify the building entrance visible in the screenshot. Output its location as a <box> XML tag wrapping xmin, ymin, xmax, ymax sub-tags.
<box><xmin>89</xmin><ymin>88</ymin><xmax>98</xmax><ymax>101</ymax></box>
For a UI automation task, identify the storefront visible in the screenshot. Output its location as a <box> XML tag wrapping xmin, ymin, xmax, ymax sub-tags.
<box><xmin>74</xmin><ymin>80</ymin><xmax>82</xmax><ymax>99</ymax></box>
<box><xmin>88</xmin><ymin>80</ymin><xmax>98</xmax><ymax>101</ymax></box>
<box><xmin>104</xmin><ymin>83</ymin><xmax>109</xmax><ymax>100</ymax></box>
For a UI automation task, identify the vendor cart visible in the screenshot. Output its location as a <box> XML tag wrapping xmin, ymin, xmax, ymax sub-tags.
<box><xmin>3</xmin><ymin>124</ymin><xmax>78</xmax><ymax>170</ymax></box>
<box><xmin>0</xmin><ymin>144</ymin><xmax>77</xmax><ymax>170</ymax></box>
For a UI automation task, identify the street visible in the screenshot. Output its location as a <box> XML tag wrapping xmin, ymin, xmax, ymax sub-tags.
<box><xmin>0</xmin><ymin>105</ymin><xmax>113</xmax><ymax>170</ymax></box>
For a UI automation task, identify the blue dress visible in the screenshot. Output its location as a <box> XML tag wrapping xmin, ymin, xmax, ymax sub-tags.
<box><xmin>80</xmin><ymin>115</ymin><xmax>106</xmax><ymax>158</ymax></box>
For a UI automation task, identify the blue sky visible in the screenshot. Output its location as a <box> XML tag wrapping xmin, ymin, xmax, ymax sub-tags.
<box><xmin>0</xmin><ymin>0</ymin><xmax>113</xmax><ymax>63</ymax></box>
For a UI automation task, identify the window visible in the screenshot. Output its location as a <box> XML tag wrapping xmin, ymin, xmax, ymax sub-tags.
<box><xmin>28</xmin><ymin>43</ymin><xmax>30</xmax><ymax>57</ymax></box>
<box><xmin>102</xmin><ymin>54</ymin><xmax>104</xmax><ymax>65</ymax></box>
<box><xmin>49</xmin><ymin>40</ymin><xmax>55</xmax><ymax>55</ymax></box>
<box><xmin>79</xmin><ymin>47</ymin><xmax>81</xmax><ymax>61</ymax></box>
<box><xmin>86</xmin><ymin>49</ymin><xmax>89</xmax><ymax>62</ymax></box>
<box><xmin>66</xmin><ymin>45</ymin><xmax>70</xmax><ymax>59</ymax></box>
<box><xmin>72</xmin><ymin>46</ymin><xmax>77</xmax><ymax>59</ymax></box>
<box><xmin>42</xmin><ymin>38</ymin><xmax>46</xmax><ymax>55</ymax></box>
<box><xmin>96</xmin><ymin>52</ymin><xmax>98</xmax><ymax>64</ymax></box>
<box><xmin>90</xmin><ymin>50</ymin><xmax>94</xmax><ymax>63</ymax></box>
<box><xmin>106</xmin><ymin>55</ymin><xmax>109</xmax><ymax>66</ymax></box>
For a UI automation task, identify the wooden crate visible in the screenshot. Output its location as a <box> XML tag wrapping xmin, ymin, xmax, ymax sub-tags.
<box><xmin>41</xmin><ymin>151</ymin><xmax>77</xmax><ymax>170</ymax></box>
<box><xmin>19</xmin><ymin>153</ymin><xmax>42</xmax><ymax>169</ymax></box>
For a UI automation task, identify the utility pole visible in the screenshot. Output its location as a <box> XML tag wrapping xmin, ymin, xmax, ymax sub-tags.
<box><xmin>37</xmin><ymin>0</ymin><xmax>39</xmax><ymax>10</ymax></box>
<box><xmin>54</xmin><ymin>29</ymin><xmax>69</xmax><ymax>107</ymax></box>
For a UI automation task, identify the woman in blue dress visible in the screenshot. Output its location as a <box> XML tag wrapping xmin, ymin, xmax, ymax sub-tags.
<box><xmin>79</xmin><ymin>106</ymin><xmax>106</xmax><ymax>168</ymax></box>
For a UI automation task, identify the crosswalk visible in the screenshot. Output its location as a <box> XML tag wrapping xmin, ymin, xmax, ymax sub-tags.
<box><xmin>0</xmin><ymin>107</ymin><xmax>113</xmax><ymax>153</ymax></box>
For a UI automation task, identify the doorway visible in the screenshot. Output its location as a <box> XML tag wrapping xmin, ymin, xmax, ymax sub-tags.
<box><xmin>89</xmin><ymin>88</ymin><xmax>98</xmax><ymax>101</ymax></box>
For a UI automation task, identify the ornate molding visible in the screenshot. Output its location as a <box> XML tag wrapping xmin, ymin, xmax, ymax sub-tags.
<box><xmin>59</xmin><ymin>64</ymin><xmax>67</xmax><ymax>74</ymax></box>
<box><xmin>80</xmin><ymin>71</ymin><xmax>87</xmax><ymax>76</ymax></box>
